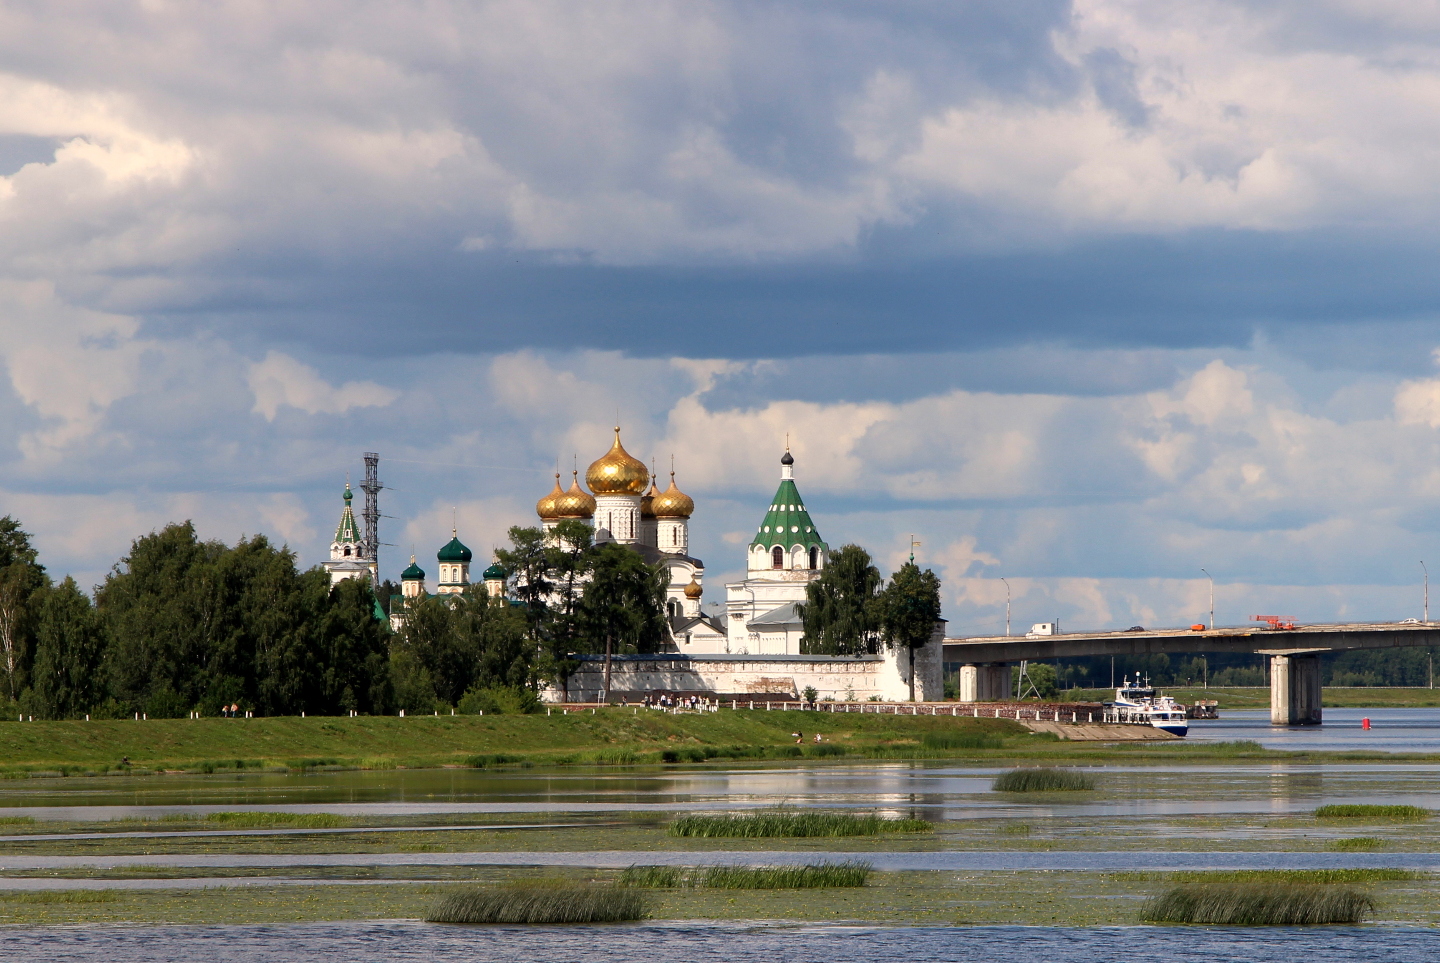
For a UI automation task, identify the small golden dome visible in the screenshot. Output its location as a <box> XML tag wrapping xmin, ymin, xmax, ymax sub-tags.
<box><xmin>640</xmin><ymin>479</ymin><xmax>659</xmax><ymax>518</ymax></box>
<box><xmin>536</xmin><ymin>473</ymin><xmax>564</xmax><ymax>520</ymax></box>
<box><xmin>554</xmin><ymin>471</ymin><xmax>597</xmax><ymax>518</ymax></box>
<box><xmin>683</xmin><ymin>577</ymin><xmax>703</xmax><ymax>600</ymax></box>
<box><xmin>652</xmin><ymin>471</ymin><xmax>695</xmax><ymax>518</ymax></box>
<box><xmin>585</xmin><ymin>427</ymin><xmax>649</xmax><ymax>495</ymax></box>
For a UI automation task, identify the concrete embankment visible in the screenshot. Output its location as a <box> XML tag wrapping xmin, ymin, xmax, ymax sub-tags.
<box><xmin>1020</xmin><ymin>720</ymin><xmax>1179</xmax><ymax>741</ymax></box>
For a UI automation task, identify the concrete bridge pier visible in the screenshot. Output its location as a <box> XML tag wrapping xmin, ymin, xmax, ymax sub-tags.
<box><xmin>1269</xmin><ymin>653</ymin><xmax>1323</xmax><ymax>725</ymax></box>
<box><xmin>958</xmin><ymin>663</ymin><xmax>1011</xmax><ymax>703</ymax></box>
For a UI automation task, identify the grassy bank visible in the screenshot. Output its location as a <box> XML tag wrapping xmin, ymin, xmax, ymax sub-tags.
<box><xmin>0</xmin><ymin>709</ymin><xmax>1327</xmax><ymax>776</ymax></box>
<box><xmin>0</xmin><ymin>868</ymin><xmax>1434</xmax><ymax>927</ymax></box>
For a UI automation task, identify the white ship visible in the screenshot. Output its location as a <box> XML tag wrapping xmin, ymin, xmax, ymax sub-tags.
<box><xmin>1104</xmin><ymin>675</ymin><xmax>1189</xmax><ymax>736</ymax></box>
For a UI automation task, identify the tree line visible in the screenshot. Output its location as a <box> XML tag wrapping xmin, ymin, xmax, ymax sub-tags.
<box><xmin>0</xmin><ymin>514</ymin><xmax>944</xmax><ymax>719</ymax></box>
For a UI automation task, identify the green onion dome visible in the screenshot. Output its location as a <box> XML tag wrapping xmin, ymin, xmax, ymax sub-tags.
<box><xmin>482</xmin><ymin>562</ymin><xmax>506</xmax><ymax>581</ymax></box>
<box><xmin>437</xmin><ymin>535</ymin><xmax>472</xmax><ymax>563</ymax></box>
<box><xmin>401</xmin><ymin>555</ymin><xmax>425</xmax><ymax>581</ymax></box>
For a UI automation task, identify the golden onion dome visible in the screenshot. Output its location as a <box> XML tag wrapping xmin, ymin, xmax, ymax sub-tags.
<box><xmin>536</xmin><ymin>473</ymin><xmax>565</xmax><ymax>520</ymax></box>
<box><xmin>651</xmin><ymin>472</ymin><xmax>695</xmax><ymax>518</ymax></box>
<box><xmin>585</xmin><ymin>427</ymin><xmax>648</xmax><ymax>495</ymax></box>
<box><xmin>683</xmin><ymin>577</ymin><xmax>703</xmax><ymax>600</ymax></box>
<box><xmin>640</xmin><ymin>479</ymin><xmax>659</xmax><ymax>518</ymax></box>
<box><xmin>554</xmin><ymin>471</ymin><xmax>597</xmax><ymax>518</ymax></box>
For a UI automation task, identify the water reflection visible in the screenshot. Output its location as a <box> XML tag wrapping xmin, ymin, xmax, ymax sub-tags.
<box><xmin>1189</xmin><ymin>707</ymin><xmax>1440</xmax><ymax>751</ymax></box>
<box><xmin>1</xmin><ymin>759</ymin><xmax>1438</xmax><ymax>823</ymax></box>
<box><xmin>4</xmin><ymin>920</ymin><xmax>1439</xmax><ymax>962</ymax></box>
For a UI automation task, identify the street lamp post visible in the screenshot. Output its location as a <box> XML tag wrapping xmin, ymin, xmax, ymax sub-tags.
<box><xmin>1201</xmin><ymin>568</ymin><xmax>1214</xmax><ymax>630</ymax></box>
<box><xmin>1000</xmin><ymin>577</ymin><xmax>1011</xmax><ymax>638</ymax></box>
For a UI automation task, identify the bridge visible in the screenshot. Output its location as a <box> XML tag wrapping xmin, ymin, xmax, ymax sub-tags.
<box><xmin>942</xmin><ymin>622</ymin><xmax>1440</xmax><ymax>725</ymax></box>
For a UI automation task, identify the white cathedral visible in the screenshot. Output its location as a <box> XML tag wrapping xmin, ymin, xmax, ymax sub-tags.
<box><xmin>323</xmin><ymin>428</ymin><xmax>833</xmax><ymax>654</ymax></box>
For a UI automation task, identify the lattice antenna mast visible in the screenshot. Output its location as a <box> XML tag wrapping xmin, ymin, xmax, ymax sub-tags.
<box><xmin>361</xmin><ymin>452</ymin><xmax>381</xmax><ymax>574</ymax></box>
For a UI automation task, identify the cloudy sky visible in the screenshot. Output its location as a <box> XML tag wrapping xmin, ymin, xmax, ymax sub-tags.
<box><xmin>6</xmin><ymin>0</ymin><xmax>1440</xmax><ymax>634</ymax></box>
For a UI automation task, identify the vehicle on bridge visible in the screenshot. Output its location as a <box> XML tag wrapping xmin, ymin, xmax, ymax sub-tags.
<box><xmin>1106</xmin><ymin>676</ymin><xmax>1189</xmax><ymax>737</ymax></box>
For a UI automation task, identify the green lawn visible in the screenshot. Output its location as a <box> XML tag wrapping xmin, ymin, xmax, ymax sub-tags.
<box><xmin>7</xmin><ymin>695</ymin><xmax>1438</xmax><ymax>776</ymax></box>
<box><xmin>0</xmin><ymin>710</ymin><xmax>1028</xmax><ymax>774</ymax></box>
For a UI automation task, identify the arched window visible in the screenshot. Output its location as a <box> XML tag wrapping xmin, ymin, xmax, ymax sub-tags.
<box><xmin>809</xmin><ymin>546</ymin><xmax>818</xmax><ymax>569</ymax></box>
<box><xmin>672</xmin><ymin>528</ymin><xmax>679</xmax><ymax>546</ymax></box>
<box><xmin>667</xmin><ymin>599</ymin><xmax>679</xmax><ymax>618</ymax></box>
<box><xmin>343</xmin><ymin>547</ymin><xmax>351</xmax><ymax>557</ymax></box>
<box><xmin>772</xmin><ymin>546</ymin><xmax>784</xmax><ymax>569</ymax></box>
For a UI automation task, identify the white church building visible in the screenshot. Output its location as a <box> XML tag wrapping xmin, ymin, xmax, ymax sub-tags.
<box><xmin>326</xmin><ymin>429</ymin><xmax>944</xmax><ymax>702</ymax></box>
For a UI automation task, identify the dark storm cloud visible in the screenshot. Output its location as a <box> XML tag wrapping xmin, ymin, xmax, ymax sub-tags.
<box><xmin>144</xmin><ymin>228</ymin><xmax>1440</xmax><ymax>363</ymax></box>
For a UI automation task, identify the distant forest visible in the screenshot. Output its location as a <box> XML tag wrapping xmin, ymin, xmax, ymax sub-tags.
<box><xmin>1019</xmin><ymin>649</ymin><xmax>1440</xmax><ymax>693</ymax></box>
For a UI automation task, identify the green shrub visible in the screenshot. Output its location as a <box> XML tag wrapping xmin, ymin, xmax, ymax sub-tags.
<box><xmin>143</xmin><ymin>687</ymin><xmax>191</xmax><ymax>719</ymax></box>
<box><xmin>620</xmin><ymin>861</ymin><xmax>871</xmax><ymax>889</ymax></box>
<box><xmin>668</xmin><ymin>811</ymin><xmax>930</xmax><ymax>838</ymax></box>
<box><xmin>1176</xmin><ymin>869</ymin><xmax>1412</xmax><ymax>884</ymax></box>
<box><xmin>466</xmin><ymin>753</ymin><xmax>526</xmax><ymax>768</ymax></box>
<box><xmin>458</xmin><ymin>686</ymin><xmax>540</xmax><ymax>715</ymax></box>
<box><xmin>699</xmin><ymin>862</ymin><xmax>871</xmax><ymax>889</ymax></box>
<box><xmin>1314</xmin><ymin>804</ymin><xmax>1429</xmax><ymax>821</ymax></box>
<box><xmin>0</xmin><ymin>890</ymin><xmax>118</xmax><ymax>904</ymax></box>
<box><xmin>1330</xmin><ymin>837</ymin><xmax>1383</xmax><ymax>852</ymax></box>
<box><xmin>805</xmin><ymin>743</ymin><xmax>847</xmax><ymax>758</ymax></box>
<box><xmin>992</xmin><ymin>768</ymin><xmax>1095</xmax><ymax>792</ymax></box>
<box><xmin>1142</xmin><ymin>883</ymin><xmax>1376</xmax><ymax>925</ymax></box>
<box><xmin>206</xmin><ymin>811</ymin><xmax>350</xmax><ymax>829</ymax></box>
<box><xmin>426</xmin><ymin>885</ymin><xmax>647</xmax><ymax>924</ymax></box>
<box><xmin>618</xmin><ymin>866</ymin><xmax>684</xmax><ymax>888</ymax></box>
<box><xmin>922</xmin><ymin>731</ymin><xmax>1004</xmax><ymax>750</ymax></box>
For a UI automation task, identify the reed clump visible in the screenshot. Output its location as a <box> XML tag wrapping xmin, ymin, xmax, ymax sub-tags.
<box><xmin>206</xmin><ymin>811</ymin><xmax>350</xmax><ymax>829</ymax></box>
<box><xmin>426</xmin><ymin>885</ymin><xmax>647</xmax><ymax>924</ymax></box>
<box><xmin>992</xmin><ymin>768</ymin><xmax>1095</xmax><ymax>792</ymax></box>
<box><xmin>1142</xmin><ymin>883</ymin><xmax>1376</xmax><ymax>925</ymax></box>
<box><xmin>1330</xmin><ymin>837</ymin><xmax>1384</xmax><ymax>852</ymax></box>
<box><xmin>0</xmin><ymin>890</ymin><xmax>118</xmax><ymax>904</ymax></box>
<box><xmin>1175</xmin><ymin>869</ymin><xmax>1413</xmax><ymax>884</ymax></box>
<box><xmin>922</xmin><ymin>731</ymin><xmax>1004</xmax><ymax>750</ymax></box>
<box><xmin>1314</xmin><ymin>804</ymin><xmax>1429</xmax><ymax>821</ymax></box>
<box><xmin>618</xmin><ymin>866</ymin><xmax>684</xmax><ymax>888</ymax></box>
<box><xmin>619</xmin><ymin>861</ymin><xmax>871</xmax><ymax>889</ymax></box>
<box><xmin>668</xmin><ymin>812</ymin><xmax>930</xmax><ymax>838</ymax></box>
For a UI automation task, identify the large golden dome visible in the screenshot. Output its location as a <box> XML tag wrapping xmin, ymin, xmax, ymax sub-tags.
<box><xmin>585</xmin><ymin>428</ymin><xmax>649</xmax><ymax>495</ymax></box>
<box><xmin>652</xmin><ymin>472</ymin><xmax>695</xmax><ymax>518</ymax></box>
<box><xmin>536</xmin><ymin>473</ymin><xmax>564</xmax><ymax>520</ymax></box>
<box><xmin>683</xmin><ymin>577</ymin><xmax>703</xmax><ymax>600</ymax></box>
<box><xmin>554</xmin><ymin>471</ymin><xmax>596</xmax><ymax>518</ymax></box>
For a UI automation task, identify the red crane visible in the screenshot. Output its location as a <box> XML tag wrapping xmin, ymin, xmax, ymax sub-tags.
<box><xmin>1251</xmin><ymin>615</ymin><xmax>1297</xmax><ymax>630</ymax></box>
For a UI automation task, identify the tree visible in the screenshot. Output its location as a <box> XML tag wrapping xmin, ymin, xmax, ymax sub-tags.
<box><xmin>0</xmin><ymin>516</ymin><xmax>47</xmax><ymax>703</ymax></box>
<box><xmin>539</xmin><ymin>519</ymin><xmax>595</xmax><ymax>698</ymax></box>
<box><xmin>98</xmin><ymin>521</ymin><xmax>393</xmax><ymax>717</ymax></box>
<box><xmin>495</xmin><ymin>526</ymin><xmax>554</xmax><ymax>642</ymax></box>
<box><xmin>27</xmin><ymin>578</ymin><xmax>105</xmax><ymax>719</ymax></box>
<box><xmin>879</xmin><ymin>561</ymin><xmax>943</xmax><ymax>701</ymax></box>
<box><xmin>577</xmin><ymin>543</ymin><xmax>668</xmax><ymax>699</ymax></box>
<box><xmin>97</xmin><ymin>522</ymin><xmax>226</xmax><ymax>714</ymax></box>
<box><xmin>315</xmin><ymin>576</ymin><xmax>393</xmax><ymax>715</ymax></box>
<box><xmin>799</xmin><ymin>544</ymin><xmax>882</xmax><ymax>655</ymax></box>
<box><xmin>395</xmin><ymin>589</ymin><xmax>530</xmax><ymax>708</ymax></box>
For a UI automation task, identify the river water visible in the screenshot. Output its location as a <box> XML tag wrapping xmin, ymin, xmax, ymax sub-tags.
<box><xmin>1187</xmin><ymin>706</ymin><xmax>1440</xmax><ymax>751</ymax></box>
<box><xmin>7</xmin><ymin>921</ymin><xmax>1438</xmax><ymax>962</ymax></box>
